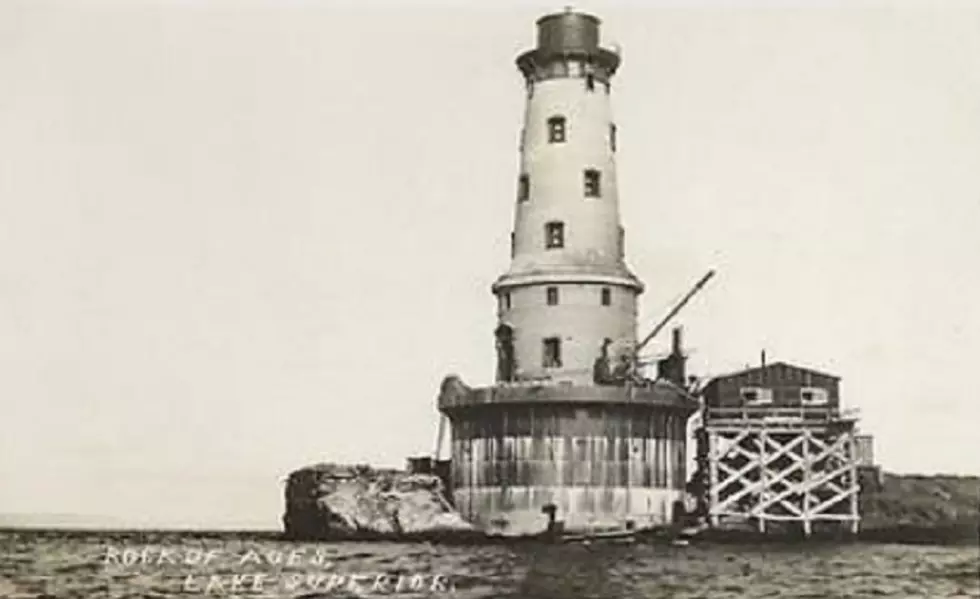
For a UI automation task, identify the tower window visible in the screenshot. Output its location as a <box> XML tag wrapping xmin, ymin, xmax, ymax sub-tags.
<box><xmin>500</xmin><ymin>292</ymin><xmax>512</xmax><ymax>311</ymax></box>
<box><xmin>543</xmin><ymin>337</ymin><xmax>562</xmax><ymax>368</ymax></box>
<box><xmin>618</xmin><ymin>226</ymin><xmax>625</xmax><ymax>258</ymax></box>
<box><xmin>585</xmin><ymin>74</ymin><xmax>595</xmax><ymax>92</ymax></box>
<box><xmin>601</xmin><ymin>287</ymin><xmax>611</xmax><ymax>306</ymax></box>
<box><xmin>510</xmin><ymin>231</ymin><xmax>516</xmax><ymax>258</ymax></box>
<box><xmin>584</xmin><ymin>169</ymin><xmax>601</xmax><ymax>198</ymax></box>
<box><xmin>546</xmin><ymin>287</ymin><xmax>559</xmax><ymax>306</ymax></box>
<box><xmin>547</xmin><ymin>115</ymin><xmax>566</xmax><ymax>143</ymax></box>
<box><xmin>517</xmin><ymin>174</ymin><xmax>529</xmax><ymax>203</ymax></box>
<box><xmin>545</xmin><ymin>221</ymin><xmax>564</xmax><ymax>249</ymax></box>
<box><xmin>610</xmin><ymin>124</ymin><xmax>617</xmax><ymax>152</ymax></box>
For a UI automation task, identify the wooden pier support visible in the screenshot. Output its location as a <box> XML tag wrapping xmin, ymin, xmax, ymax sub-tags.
<box><xmin>700</xmin><ymin>407</ymin><xmax>861</xmax><ymax>537</ymax></box>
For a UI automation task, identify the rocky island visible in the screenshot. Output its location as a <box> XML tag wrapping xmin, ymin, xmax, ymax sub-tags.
<box><xmin>858</xmin><ymin>472</ymin><xmax>979</xmax><ymax>544</ymax></box>
<box><xmin>281</xmin><ymin>463</ymin><xmax>480</xmax><ymax>542</ymax></box>
<box><xmin>281</xmin><ymin>462</ymin><xmax>978</xmax><ymax>545</ymax></box>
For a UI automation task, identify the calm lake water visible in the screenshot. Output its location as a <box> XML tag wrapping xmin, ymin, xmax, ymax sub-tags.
<box><xmin>0</xmin><ymin>531</ymin><xmax>977</xmax><ymax>598</ymax></box>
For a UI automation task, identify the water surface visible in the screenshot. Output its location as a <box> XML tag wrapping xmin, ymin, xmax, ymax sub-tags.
<box><xmin>1</xmin><ymin>531</ymin><xmax>977</xmax><ymax>598</ymax></box>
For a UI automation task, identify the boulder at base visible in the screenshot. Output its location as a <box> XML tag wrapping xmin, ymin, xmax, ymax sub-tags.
<box><xmin>282</xmin><ymin>463</ymin><xmax>479</xmax><ymax>541</ymax></box>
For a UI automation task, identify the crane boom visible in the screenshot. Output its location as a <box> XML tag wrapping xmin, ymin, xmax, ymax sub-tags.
<box><xmin>634</xmin><ymin>270</ymin><xmax>716</xmax><ymax>355</ymax></box>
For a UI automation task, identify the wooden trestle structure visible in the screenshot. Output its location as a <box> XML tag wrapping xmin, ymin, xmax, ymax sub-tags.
<box><xmin>694</xmin><ymin>361</ymin><xmax>863</xmax><ymax>537</ymax></box>
<box><xmin>698</xmin><ymin>406</ymin><xmax>861</xmax><ymax>536</ymax></box>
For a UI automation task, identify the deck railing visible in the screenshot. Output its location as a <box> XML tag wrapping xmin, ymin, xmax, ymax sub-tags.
<box><xmin>704</xmin><ymin>406</ymin><xmax>861</xmax><ymax>424</ymax></box>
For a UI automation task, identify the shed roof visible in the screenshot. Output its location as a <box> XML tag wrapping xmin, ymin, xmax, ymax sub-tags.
<box><xmin>705</xmin><ymin>361</ymin><xmax>841</xmax><ymax>387</ymax></box>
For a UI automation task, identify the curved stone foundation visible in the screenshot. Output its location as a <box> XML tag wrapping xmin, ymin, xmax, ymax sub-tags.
<box><xmin>441</xmin><ymin>389</ymin><xmax>695</xmax><ymax>537</ymax></box>
<box><xmin>455</xmin><ymin>486</ymin><xmax>685</xmax><ymax>536</ymax></box>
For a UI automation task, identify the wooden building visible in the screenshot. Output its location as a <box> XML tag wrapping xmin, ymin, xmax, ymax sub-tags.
<box><xmin>694</xmin><ymin>359</ymin><xmax>862</xmax><ymax>536</ymax></box>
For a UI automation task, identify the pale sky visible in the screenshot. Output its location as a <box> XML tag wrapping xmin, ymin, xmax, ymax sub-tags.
<box><xmin>1</xmin><ymin>0</ymin><xmax>978</xmax><ymax>529</ymax></box>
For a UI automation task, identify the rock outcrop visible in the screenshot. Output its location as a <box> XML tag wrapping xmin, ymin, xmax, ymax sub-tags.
<box><xmin>858</xmin><ymin>472</ymin><xmax>980</xmax><ymax>543</ymax></box>
<box><xmin>282</xmin><ymin>463</ymin><xmax>479</xmax><ymax>541</ymax></box>
<box><xmin>683</xmin><ymin>468</ymin><xmax>979</xmax><ymax>544</ymax></box>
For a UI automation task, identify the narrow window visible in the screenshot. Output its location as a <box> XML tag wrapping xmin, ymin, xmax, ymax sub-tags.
<box><xmin>500</xmin><ymin>292</ymin><xmax>512</xmax><ymax>311</ymax></box>
<box><xmin>585</xmin><ymin>74</ymin><xmax>595</xmax><ymax>92</ymax></box>
<box><xmin>740</xmin><ymin>387</ymin><xmax>773</xmax><ymax>405</ymax></box>
<box><xmin>517</xmin><ymin>174</ymin><xmax>529</xmax><ymax>203</ymax></box>
<box><xmin>609</xmin><ymin>123</ymin><xmax>617</xmax><ymax>152</ymax></box>
<box><xmin>601</xmin><ymin>287</ymin><xmax>611</xmax><ymax>306</ymax></box>
<box><xmin>545</xmin><ymin>221</ymin><xmax>564</xmax><ymax>249</ymax></box>
<box><xmin>510</xmin><ymin>232</ymin><xmax>515</xmax><ymax>257</ymax></box>
<box><xmin>546</xmin><ymin>287</ymin><xmax>559</xmax><ymax>306</ymax></box>
<box><xmin>519</xmin><ymin>127</ymin><xmax>525</xmax><ymax>152</ymax></box>
<box><xmin>584</xmin><ymin>169</ymin><xmax>601</xmax><ymax>198</ymax></box>
<box><xmin>618</xmin><ymin>226</ymin><xmax>625</xmax><ymax>258</ymax></box>
<box><xmin>547</xmin><ymin>116</ymin><xmax>566</xmax><ymax>143</ymax></box>
<box><xmin>543</xmin><ymin>337</ymin><xmax>562</xmax><ymax>368</ymax></box>
<box><xmin>800</xmin><ymin>387</ymin><xmax>829</xmax><ymax>406</ymax></box>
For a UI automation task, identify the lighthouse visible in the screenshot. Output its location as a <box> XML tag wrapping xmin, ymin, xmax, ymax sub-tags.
<box><xmin>495</xmin><ymin>9</ymin><xmax>640</xmax><ymax>382</ymax></box>
<box><xmin>437</xmin><ymin>9</ymin><xmax>699</xmax><ymax>537</ymax></box>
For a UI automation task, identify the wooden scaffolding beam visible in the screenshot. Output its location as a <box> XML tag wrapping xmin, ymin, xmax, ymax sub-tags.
<box><xmin>703</xmin><ymin>421</ymin><xmax>860</xmax><ymax>536</ymax></box>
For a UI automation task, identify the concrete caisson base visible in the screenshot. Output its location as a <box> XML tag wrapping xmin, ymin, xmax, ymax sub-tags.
<box><xmin>455</xmin><ymin>486</ymin><xmax>684</xmax><ymax>536</ymax></box>
<box><xmin>439</xmin><ymin>382</ymin><xmax>698</xmax><ymax>537</ymax></box>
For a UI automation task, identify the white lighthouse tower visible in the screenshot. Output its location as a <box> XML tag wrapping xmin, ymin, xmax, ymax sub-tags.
<box><xmin>493</xmin><ymin>8</ymin><xmax>642</xmax><ymax>384</ymax></box>
<box><xmin>437</xmin><ymin>9</ymin><xmax>698</xmax><ymax>538</ymax></box>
